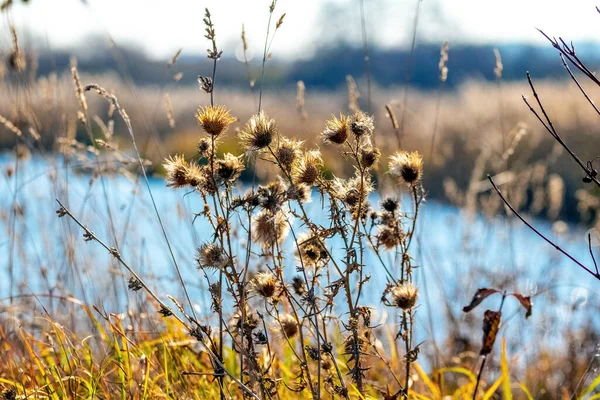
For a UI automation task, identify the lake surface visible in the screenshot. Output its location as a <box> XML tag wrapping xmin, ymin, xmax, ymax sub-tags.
<box><xmin>1</xmin><ymin>155</ymin><xmax>598</xmax><ymax>360</ymax></box>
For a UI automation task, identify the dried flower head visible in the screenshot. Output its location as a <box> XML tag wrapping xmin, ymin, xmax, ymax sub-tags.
<box><xmin>292</xmin><ymin>150</ymin><xmax>322</xmax><ymax>186</ymax></box>
<box><xmin>284</xmin><ymin>181</ymin><xmax>311</xmax><ymax>203</ymax></box>
<box><xmin>381</xmin><ymin>197</ymin><xmax>400</xmax><ymax>213</ymax></box>
<box><xmin>360</xmin><ymin>147</ymin><xmax>380</xmax><ymax>169</ymax></box>
<box><xmin>163</xmin><ymin>155</ymin><xmax>203</xmax><ymax>188</ymax></box>
<box><xmin>350</xmin><ymin>111</ymin><xmax>374</xmax><ymax>137</ymax></box>
<box><xmin>277</xmin><ymin>314</ymin><xmax>299</xmax><ymax>338</ymax></box>
<box><xmin>296</xmin><ymin>233</ymin><xmax>328</xmax><ymax>265</ymax></box>
<box><xmin>239</xmin><ymin>111</ymin><xmax>277</xmax><ymax>152</ymax></box>
<box><xmin>389</xmin><ymin>151</ymin><xmax>423</xmax><ymax>186</ymax></box>
<box><xmin>197</xmin><ymin>137</ymin><xmax>213</xmax><ymax>157</ymax></box>
<box><xmin>376</xmin><ymin>225</ymin><xmax>403</xmax><ymax>250</ymax></box>
<box><xmin>196</xmin><ymin>242</ymin><xmax>229</xmax><ymax>270</ymax></box>
<box><xmin>216</xmin><ymin>153</ymin><xmax>245</xmax><ymax>183</ymax></box>
<box><xmin>291</xmin><ymin>276</ymin><xmax>306</xmax><ymax>296</ymax></box>
<box><xmin>253</xmin><ymin>210</ymin><xmax>289</xmax><ymax>249</ymax></box>
<box><xmin>333</xmin><ymin>173</ymin><xmax>373</xmax><ymax>212</ymax></box>
<box><xmin>391</xmin><ymin>283</ymin><xmax>418</xmax><ymax>310</ymax></box>
<box><xmin>250</xmin><ymin>272</ymin><xmax>278</xmax><ymax>298</ymax></box>
<box><xmin>232</xmin><ymin>307</ymin><xmax>260</xmax><ymax>334</ymax></box>
<box><xmin>257</xmin><ymin>181</ymin><xmax>286</xmax><ymax>212</ymax></box>
<box><xmin>275</xmin><ymin>137</ymin><xmax>303</xmax><ymax>169</ymax></box>
<box><xmin>196</xmin><ymin>105</ymin><xmax>236</xmax><ymax>136</ymax></box>
<box><xmin>321</xmin><ymin>114</ymin><xmax>350</xmax><ymax>145</ymax></box>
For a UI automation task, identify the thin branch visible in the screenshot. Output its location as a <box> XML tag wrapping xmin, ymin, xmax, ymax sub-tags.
<box><xmin>487</xmin><ymin>175</ymin><xmax>599</xmax><ymax>280</ymax></box>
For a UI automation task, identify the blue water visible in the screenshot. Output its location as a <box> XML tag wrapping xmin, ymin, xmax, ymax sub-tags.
<box><xmin>1</xmin><ymin>155</ymin><xmax>598</xmax><ymax>362</ymax></box>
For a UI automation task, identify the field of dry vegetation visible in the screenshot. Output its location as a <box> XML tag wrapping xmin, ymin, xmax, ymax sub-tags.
<box><xmin>3</xmin><ymin>2</ymin><xmax>600</xmax><ymax>400</ymax></box>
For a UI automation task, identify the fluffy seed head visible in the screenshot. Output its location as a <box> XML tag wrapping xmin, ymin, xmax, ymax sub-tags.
<box><xmin>292</xmin><ymin>150</ymin><xmax>322</xmax><ymax>186</ymax></box>
<box><xmin>376</xmin><ymin>226</ymin><xmax>403</xmax><ymax>250</ymax></box>
<box><xmin>197</xmin><ymin>137</ymin><xmax>213</xmax><ymax>157</ymax></box>
<box><xmin>291</xmin><ymin>276</ymin><xmax>306</xmax><ymax>296</ymax></box>
<box><xmin>196</xmin><ymin>105</ymin><xmax>236</xmax><ymax>136</ymax></box>
<box><xmin>296</xmin><ymin>233</ymin><xmax>328</xmax><ymax>265</ymax></box>
<box><xmin>389</xmin><ymin>151</ymin><xmax>423</xmax><ymax>186</ymax></box>
<box><xmin>253</xmin><ymin>210</ymin><xmax>289</xmax><ymax>249</ymax></box>
<box><xmin>196</xmin><ymin>242</ymin><xmax>229</xmax><ymax>270</ymax></box>
<box><xmin>350</xmin><ymin>111</ymin><xmax>374</xmax><ymax>137</ymax></box>
<box><xmin>277</xmin><ymin>314</ymin><xmax>299</xmax><ymax>338</ymax></box>
<box><xmin>321</xmin><ymin>114</ymin><xmax>350</xmax><ymax>145</ymax></box>
<box><xmin>381</xmin><ymin>197</ymin><xmax>399</xmax><ymax>213</ymax></box>
<box><xmin>391</xmin><ymin>283</ymin><xmax>418</xmax><ymax>310</ymax></box>
<box><xmin>257</xmin><ymin>181</ymin><xmax>286</xmax><ymax>212</ymax></box>
<box><xmin>361</xmin><ymin>147</ymin><xmax>381</xmax><ymax>169</ymax></box>
<box><xmin>275</xmin><ymin>137</ymin><xmax>303</xmax><ymax>169</ymax></box>
<box><xmin>239</xmin><ymin>111</ymin><xmax>277</xmax><ymax>152</ymax></box>
<box><xmin>250</xmin><ymin>272</ymin><xmax>278</xmax><ymax>298</ymax></box>
<box><xmin>216</xmin><ymin>153</ymin><xmax>245</xmax><ymax>183</ymax></box>
<box><xmin>163</xmin><ymin>155</ymin><xmax>203</xmax><ymax>188</ymax></box>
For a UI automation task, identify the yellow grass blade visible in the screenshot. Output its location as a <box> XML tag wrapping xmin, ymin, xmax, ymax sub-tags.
<box><xmin>482</xmin><ymin>376</ymin><xmax>503</xmax><ymax>400</ymax></box>
<box><xmin>414</xmin><ymin>362</ymin><xmax>441</xmax><ymax>399</ymax></box>
<box><xmin>501</xmin><ymin>339</ymin><xmax>512</xmax><ymax>400</ymax></box>
<box><xmin>518</xmin><ymin>382</ymin><xmax>534</xmax><ymax>400</ymax></box>
<box><xmin>582</xmin><ymin>373</ymin><xmax>600</xmax><ymax>397</ymax></box>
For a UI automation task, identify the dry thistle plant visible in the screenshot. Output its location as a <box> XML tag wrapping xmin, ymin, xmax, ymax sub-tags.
<box><xmin>155</xmin><ymin>84</ymin><xmax>428</xmax><ymax>397</ymax></box>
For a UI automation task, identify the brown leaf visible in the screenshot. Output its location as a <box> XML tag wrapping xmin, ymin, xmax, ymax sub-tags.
<box><xmin>512</xmin><ymin>293</ymin><xmax>533</xmax><ymax>319</ymax></box>
<box><xmin>481</xmin><ymin>310</ymin><xmax>501</xmax><ymax>355</ymax></box>
<box><xmin>463</xmin><ymin>288</ymin><xmax>500</xmax><ymax>313</ymax></box>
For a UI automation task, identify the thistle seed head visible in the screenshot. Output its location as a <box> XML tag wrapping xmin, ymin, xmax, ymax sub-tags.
<box><xmin>253</xmin><ymin>210</ymin><xmax>289</xmax><ymax>249</ymax></box>
<box><xmin>321</xmin><ymin>114</ymin><xmax>350</xmax><ymax>145</ymax></box>
<box><xmin>196</xmin><ymin>242</ymin><xmax>229</xmax><ymax>271</ymax></box>
<box><xmin>350</xmin><ymin>111</ymin><xmax>374</xmax><ymax>137</ymax></box>
<box><xmin>277</xmin><ymin>314</ymin><xmax>299</xmax><ymax>338</ymax></box>
<box><xmin>216</xmin><ymin>153</ymin><xmax>245</xmax><ymax>183</ymax></box>
<box><xmin>389</xmin><ymin>151</ymin><xmax>423</xmax><ymax>186</ymax></box>
<box><xmin>239</xmin><ymin>111</ymin><xmax>277</xmax><ymax>152</ymax></box>
<box><xmin>291</xmin><ymin>150</ymin><xmax>322</xmax><ymax>186</ymax></box>
<box><xmin>196</xmin><ymin>105</ymin><xmax>236</xmax><ymax>136</ymax></box>
<box><xmin>250</xmin><ymin>271</ymin><xmax>278</xmax><ymax>298</ymax></box>
<box><xmin>391</xmin><ymin>283</ymin><xmax>418</xmax><ymax>310</ymax></box>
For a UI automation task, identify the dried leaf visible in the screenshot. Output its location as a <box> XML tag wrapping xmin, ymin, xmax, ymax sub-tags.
<box><xmin>481</xmin><ymin>310</ymin><xmax>501</xmax><ymax>355</ymax></box>
<box><xmin>511</xmin><ymin>293</ymin><xmax>532</xmax><ymax>318</ymax></box>
<box><xmin>463</xmin><ymin>288</ymin><xmax>500</xmax><ymax>313</ymax></box>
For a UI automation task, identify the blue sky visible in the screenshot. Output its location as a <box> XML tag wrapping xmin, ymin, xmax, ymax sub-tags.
<box><xmin>1</xmin><ymin>0</ymin><xmax>599</xmax><ymax>60</ymax></box>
